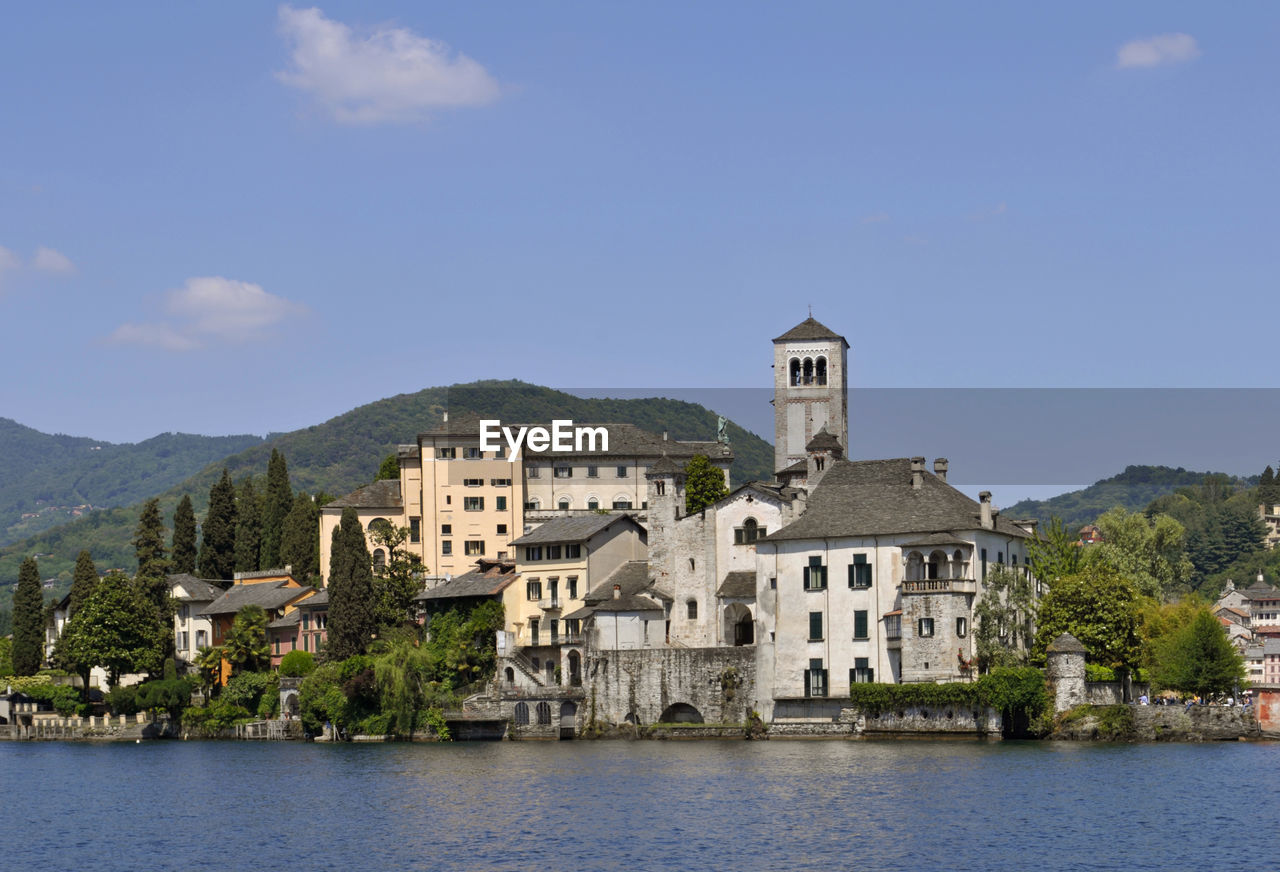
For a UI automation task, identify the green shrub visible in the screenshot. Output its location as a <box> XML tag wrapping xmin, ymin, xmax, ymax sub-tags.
<box><xmin>222</xmin><ymin>671</ymin><xmax>278</xmax><ymax>714</ymax></box>
<box><xmin>181</xmin><ymin>699</ymin><xmax>254</xmax><ymax>733</ymax></box>
<box><xmin>298</xmin><ymin>662</ymin><xmax>348</xmax><ymax>734</ymax></box>
<box><xmin>108</xmin><ymin>685</ymin><xmax>140</xmax><ymax>716</ymax></box>
<box><xmin>136</xmin><ymin>678</ymin><xmax>194</xmax><ymax>716</ymax></box>
<box><xmin>848</xmin><ymin>667</ymin><xmax>1048</xmax><ymax>725</ymax></box>
<box><xmin>422</xmin><ymin>707</ymin><xmax>451</xmax><ymax>741</ymax></box>
<box><xmin>279</xmin><ymin>650</ymin><xmax>315</xmax><ymax>677</ymax></box>
<box><xmin>1085</xmin><ymin>663</ymin><xmax>1116</xmax><ymax>682</ymax></box>
<box><xmin>356</xmin><ymin>711</ymin><xmax>393</xmax><ymax>736</ymax></box>
<box><xmin>24</xmin><ymin>681</ymin><xmax>81</xmax><ymax>716</ymax></box>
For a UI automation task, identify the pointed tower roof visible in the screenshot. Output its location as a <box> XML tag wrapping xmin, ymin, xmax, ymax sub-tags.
<box><xmin>648</xmin><ymin>454</ymin><xmax>684</xmax><ymax>476</ymax></box>
<box><xmin>773</xmin><ymin>316</ymin><xmax>848</xmax><ymax>345</ymax></box>
<box><xmin>805</xmin><ymin>426</ymin><xmax>843</xmax><ymax>455</ymax></box>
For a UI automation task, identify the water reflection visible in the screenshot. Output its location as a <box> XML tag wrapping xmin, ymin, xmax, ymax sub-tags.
<box><xmin>3</xmin><ymin>740</ymin><xmax>1274</xmax><ymax>871</ymax></box>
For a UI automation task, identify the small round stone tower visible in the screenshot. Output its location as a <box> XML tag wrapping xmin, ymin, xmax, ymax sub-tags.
<box><xmin>1046</xmin><ymin>632</ymin><xmax>1088</xmax><ymax>713</ymax></box>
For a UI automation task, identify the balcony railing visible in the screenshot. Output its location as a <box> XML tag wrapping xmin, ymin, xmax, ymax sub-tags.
<box><xmin>902</xmin><ymin>578</ymin><xmax>977</xmax><ymax>594</ymax></box>
<box><xmin>538</xmin><ymin>598</ymin><xmax>562</xmax><ymax>611</ymax></box>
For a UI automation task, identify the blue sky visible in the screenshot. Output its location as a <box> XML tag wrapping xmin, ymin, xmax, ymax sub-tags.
<box><xmin>2</xmin><ymin>2</ymin><xmax>1277</xmax><ymax>476</ymax></box>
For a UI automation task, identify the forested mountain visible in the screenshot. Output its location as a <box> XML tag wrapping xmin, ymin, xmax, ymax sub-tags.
<box><xmin>0</xmin><ymin>418</ymin><xmax>263</xmax><ymax>546</ymax></box>
<box><xmin>1006</xmin><ymin>465</ymin><xmax>1252</xmax><ymax>529</ymax></box>
<box><xmin>0</xmin><ymin>381</ymin><xmax>773</xmax><ymax>599</ymax></box>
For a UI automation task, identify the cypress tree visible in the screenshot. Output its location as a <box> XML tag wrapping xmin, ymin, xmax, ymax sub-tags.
<box><xmin>12</xmin><ymin>556</ymin><xmax>44</xmax><ymax>675</ymax></box>
<box><xmin>260</xmin><ymin>449</ymin><xmax>293</xmax><ymax>570</ymax></box>
<box><xmin>69</xmin><ymin>550</ymin><xmax>99</xmax><ymax>618</ymax></box>
<box><xmin>327</xmin><ymin>506</ymin><xmax>376</xmax><ymax>660</ymax></box>
<box><xmin>198</xmin><ymin>469</ymin><xmax>238</xmax><ymax>581</ymax></box>
<box><xmin>171</xmin><ymin>495</ymin><xmax>198</xmax><ymax>575</ymax></box>
<box><xmin>235</xmin><ymin>478</ymin><xmax>263</xmax><ymax>573</ymax></box>
<box><xmin>281</xmin><ymin>492</ymin><xmax>321</xmax><ymax>583</ymax></box>
<box><xmin>1264</xmin><ymin>465</ymin><xmax>1280</xmax><ymax>506</ymax></box>
<box><xmin>134</xmin><ymin>498</ymin><xmax>171</xmax><ymax>607</ymax></box>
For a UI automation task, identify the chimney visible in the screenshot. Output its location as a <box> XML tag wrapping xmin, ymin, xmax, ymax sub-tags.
<box><xmin>911</xmin><ymin>457</ymin><xmax>925</xmax><ymax>490</ymax></box>
<box><xmin>933</xmin><ymin>458</ymin><xmax>948</xmax><ymax>484</ymax></box>
<box><xmin>613</xmin><ymin>584</ymin><xmax>621</xmax><ymax>599</ymax></box>
<box><xmin>979</xmin><ymin>491</ymin><xmax>993</xmax><ymax>529</ymax></box>
<box><xmin>663</xmin><ymin>431</ymin><xmax>668</xmax><ymax>441</ymax></box>
<box><xmin>442</xmin><ymin>411</ymin><xmax>449</xmax><ymax>423</ymax></box>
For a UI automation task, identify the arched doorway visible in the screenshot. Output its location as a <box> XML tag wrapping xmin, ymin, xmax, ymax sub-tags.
<box><xmin>504</xmin><ymin>666</ymin><xmax>515</xmax><ymax>685</ymax></box>
<box><xmin>514</xmin><ymin>702</ymin><xmax>530</xmax><ymax>725</ymax></box>
<box><xmin>559</xmin><ymin>701</ymin><xmax>578</xmax><ymax>740</ymax></box>
<box><xmin>536</xmin><ymin>702</ymin><xmax>552</xmax><ymax>726</ymax></box>
<box><xmin>723</xmin><ymin>603</ymin><xmax>754</xmax><ymax>646</ymax></box>
<box><xmin>658</xmin><ymin>703</ymin><xmax>704</xmax><ymax>724</ymax></box>
<box><xmin>567</xmin><ymin>650</ymin><xmax>582</xmax><ymax>686</ymax></box>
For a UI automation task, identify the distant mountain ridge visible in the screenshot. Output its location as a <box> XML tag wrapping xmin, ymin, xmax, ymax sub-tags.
<box><xmin>1006</xmin><ymin>464</ymin><xmax>1254</xmax><ymax>529</ymax></box>
<box><xmin>0</xmin><ymin>417</ymin><xmax>264</xmax><ymax>546</ymax></box>
<box><xmin>0</xmin><ymin>381</ymin><xmax>774</xmax><ymax>595</ymax></box>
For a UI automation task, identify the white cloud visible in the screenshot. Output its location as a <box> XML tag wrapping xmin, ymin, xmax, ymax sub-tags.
<box><xmin>31</xmin><ymin>246</ymin><xmax>76</xmax><ymax>274</ymax></box>
<box><xmin>0</xmin><ymin>246</ymin><xmax>19</xmax><ymax>274</ymax></box>
<box><xmin>1116</xmin><ymin>33</ymin><xmax>1201</xmax><ymax>69</ymax></box>
<box><xmin>276</xmin><ymin>5</ymin><xmax>501</xmax><ymax>124</ymax></box>
<box><xmin>108</xmin><ymin>277</ymin><xmax>308</xmax><ymax>351</ymax></box>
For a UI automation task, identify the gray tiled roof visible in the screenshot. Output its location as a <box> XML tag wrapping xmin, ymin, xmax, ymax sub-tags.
<box><xmin>717</xmin><ymin>570</ymin><xmax>756</xmax><ymax>599</ymax></box>
<box><xmin>268</xmin><ymin>610</ymin><xmax>301</xmax><ymax>629</ymax></box>
<box><xmin>299</xmin><ymin>590</ymin><xmax>329</xmax><ymax>608</ymax></box>
<box><xmin>421</xmin><ymin>416</ymin><xmax>732</xmax><ymax>463</ymax></box>
<box><xmin>648</xmin><ymin>454</ymin><xmax>684</xmax><ymax>475</ymax></box>
<box><xmin>776</xmin><ymin>459</ymin><xmax>807</xmax><ymax>477</ymax></box>
<box><xmin>167</xmin><ymin>573</ymin><xmax>226</xmax><ymax>602</ymax></box>
<box><xmin>415</xmin><ymin>564</ymin><xmax>518</xmax><ymax>601</ymax></box>
<box><xmin>510</xmin><ymin>513</ymin><xmax>640</xmax><ymax>546</ymax></box>
<box><xmin>197</xmin><ymin>581</ymin><xmax>315</xmax><ymax>617</ymax></box>
<box><xmin>324</xmin><ymin>479</ymin><xmax>402</xmax><ymax>509</ymax></box>
<box><xmin>573</xmin><ymin>560</ymin><xmax>663</xmax><ymax>614</ymax></box>
<box><xmin>1047</xmin><ymin>633</ymin><xmax>1087</xmax><ymax>654</ymax></box>
<box><xmin>763</xmin><ymin>458</ymin><xmax>1030</xmax><ymax>542</ymax></box>
<box><xmin>773</xmin><ymin>316</ymin><xmax>848</xmax><ymax>344</ymax></box>
<box><xmin>899</xmin><ymin>533</ymin><xmax>978</xmax><ymax>549</ymax></box>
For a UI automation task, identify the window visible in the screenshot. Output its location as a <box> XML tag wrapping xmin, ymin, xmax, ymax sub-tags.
<box><xmin>734</xmin><ymin>518</ymin><xmax>766</xmax><ymax>544</ymax></box>
<box><xmin>587</xmin><ymin>466</ymin><xmax>599</xmax><ymax>478</ymax></box>
<box><xmin>613</xmin><ymin>499</ymin><xmax>632</xmax><ymax>509</ymax></box>
<box><xmin>274</xmin><ymin>638</ymin><xmax>280</xmax><ymax>655</ymax></box>
<box><xmin>528</xmin><ymin>466</ymin><xmax>541</xmax><ymax>478</ymax></box>
<box><xmin>525</xmin><ymin>546</ymin><xmax>543</xmax><ymax>561</ymax></box>
<box><xmin>196</xmin><ymin>630</ymin><xmax>207</xmax><ymax>648</ymax></box>
<box><xmin>565</xmin><ymin>544</ymin><xmax>582</xmax><ymax>559</ymax></box>
<box><xmin>302</xmin><ymin>613</ymin><xmax>310</xmax><ymax>631</ymax></box>
<box><xmin>463</xmin><ymin>496</ymin><xmax>484</xmax><ymax>511</ymax></box>
<box><xmin>997</xmin><ymin>551</ymin><xmax>1004</xmax><ymax>565</ymax></box>
<box><xmin>587</xmin><ymin>498</ymin><xmax>599</xmax><ymax>510</ymax></box>
<box><xmin>853</xmin><ymin>610</ymin><xmax>868</xmax><ymax>640</ymax></box>
<box><xmin>530</xmin><ymin>619</ymin><xmax>540</xmax><ymax>646</ymax></box>
<box><xmin>445</xmin><ymin>495</ymin><xmax>451</xmax><ymax>505</ymax></box>
<box><xmin>956</xmin><ymin>617</ymin><xmax>968</xmax><ymax>638</ymax></box>
<box><xmin>852</xmin><ymin>657</ymin><xmax>874</xmax><ymax>684</ymax></box>
<box><xmin>809</xmin><ymin>611</ymin><xmax>824</xmax><ymax>640</ymax></box>
<box><xmin>438</xmin><ymin>447</ymin><xmax>456</xmax><ymax>459</ymax></box>
<box><xmin>536</xmin><ymin>701</ymin><xmax>552</xmax><ymax>725</ymax></box>
<box><xmin>554</xmin><ymin>466</ymin><xmax>572</xmax><ymax>478</ymax></box>
<box><xmin>372</xmin><ymin>549</ymin><xmax>386</xmax><ymax>570</ymax></box>
<box><xmin>491</xmin><ymin>478</ymin><xmax>511</xmax><ymax>487</ymax></box>
<box><xmin>805</xmin><ymin>659</ymin><xmax>828</xmax><ymax>698</ymax></box>
<box><xmin>497</xmin><ymin>524</ymin><xmax>508</xmax><ymax>535</ymax></box>
<box><xmin>803</xmin><ymin>556</ymin><xmax>828</xmax><ymax>591</ymax></box>
<box><xmin>464</xmin><ymin>447</ymin><xmax>481</xmax><ymax>459</ymax></box>
<box><xmin>918</xmin><ymin>618</ymin><xmax>934</xmax><ymax>638</ymax></box>
<box><xmin>463</xmin><ymin>478</ymin><xmax>483</xmax><ymax>487</ymax></box>
<box><xmin>179</xmin><ymin>631</ymin><xmax>189</xmax><ymax>651</ymax></box>
<box><xmin>617</xmin><ymin>466</ymin><xmax>628</xmax><ymax>478</ymax></box>
<box><xmin>514</xmin><ymin>702</ymin><xmax>529</xmax><ymax>725</ymax></box>
<box><xmin>567</xmin><ymin>577</ymin><xmax>578</xmax><ymax>599</ymax></box>
<box><xmin>849</xmin><ymin>554</ymin><xmax>872</xmax><ymax>588</ymax></box>
<box><xmin>550</xmin><ymin>619</ymin><xmax>559</xmax><ymax>643</ymax></box>
<box><xmin>981</xmin><ymin>548</ymin><xmax>988</xmax><ymax>581</ymax></box>
<box><xmin>441</xmin><ymin>524</ymin><xmax>452</xmax><ymax>535</ymax></box>
<box><xmin>409</xmin><ymin>517</ymin><xmax>421</xmax><ymax>543</ymax></box>
<box><xmin>687</xmin><ymin>599</ymin><xmax>698</xmax><ymax>620</ymax></box>
<box><xmin>527</xmin><ymin>580</ymin><xmax>542</xmax><ymax>601</ymax></box>
<box><xmin>465</xmin><ymin>540</ymin><xmax>485</xmax><ymax>556</ymax></box>
<box><xmin>558</xmin><ymin>498</ymin><xmax>571</xmax><ymax>511</ymax></box>
<box><xmin>547</xmin><ymin>545</ymin><xmax>563</xmax><ymax>559</ymax></box>
<box><xmin>441</xmin><ymin>541</ymin><xmax>452</xmax><ymax>555</ymax></box>
<box><xmin>496</xmin><ymin>496</ymin><xmax>507</xmax><ymax>511</ymax></box>
<box><xmin>769</xmin><ymin>576</ymin><xmax>777</xmax><ymax>590</ymax></box>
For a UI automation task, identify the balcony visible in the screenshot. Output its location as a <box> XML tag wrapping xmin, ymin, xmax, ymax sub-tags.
<box><xmin>538</xmin><ymin>598</ymin><xmax>562</xmax><ymax>611</ymax></box>
<box><xmin>884</xmin><ymin>614</ymin><xmax>902</xmax><ymax>649</ymax></box>
<box><xmin>902</xmin><ymin>578</ymin><xmax>977</xmax><ymax>595</ymax></box>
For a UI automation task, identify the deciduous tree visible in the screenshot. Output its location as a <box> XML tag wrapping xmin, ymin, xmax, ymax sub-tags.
<box><xmin>1090</xmin><ymin>507</ymin><xmax>1194</xmax><ymax>599</ymax></box>
<box><xmin>1026</xmin><ymin>517</ymin><xmax>1081</xmax><ymax>586</ymax></box>
<box><xmin>12</xmin><ymin>556</ymin><xmax>44</xmax><ymax>675</ymax></box>
<box><xmin>371</xmin><ymin>521</ymin><xmax>425</xmax><ymax>629</ymax></box>
<box><xmin>1034</xmin><ymin>564</ymin><xmax>1145</xmax><ymax>675</ymax></box>
<box><xmin>684</xmin><ymin>454</ymin><xmax>728</xmax><ymax>514</ymax></box>
<box><xmin>171</xmin><ymin>495</ymin><xmax>198</xmax><ymax>575</ymax></box>
<box><xmin>973</xmin><ymin>565</ymin><xmax>1037</xmax><ymax>671</ymax></box>
<box><xmin>57</xmin><ymin>571</ymin><xmax>165</xmax><ymax>686</ymax></box>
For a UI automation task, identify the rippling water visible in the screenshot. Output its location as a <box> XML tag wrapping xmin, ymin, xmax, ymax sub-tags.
<box><xmin>4</xmin><ymin>738</ymin><xmax>1276</xmax><ymax>871</ymax></box>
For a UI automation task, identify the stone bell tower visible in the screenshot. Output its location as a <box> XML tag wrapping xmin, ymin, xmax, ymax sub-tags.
<box><xmin>772</xmin><ymin>316</ymin><xmax>849</xmax><ymax>473</ymax></box>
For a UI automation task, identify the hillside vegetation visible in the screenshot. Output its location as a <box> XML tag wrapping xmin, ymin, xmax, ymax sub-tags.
<box><xmin>1006</xmin><ymin>465</ymin><xmax>1252</xmax><ymax>529</ymax></box>
<box><xmin>0</xmin><ymin>419</ymin><xmax>263</xmax><ymax>547</ymax></box>
<box><xmin>0</xmin><ymin>381</ymin><xmax>773</xmax><ymax>597</ymax></box>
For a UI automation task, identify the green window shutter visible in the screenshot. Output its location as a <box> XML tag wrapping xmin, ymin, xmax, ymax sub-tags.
<box><xmin>854</xmin><ymin>610</ymin><xmax>868</xmax><ymax>639</ymax></box>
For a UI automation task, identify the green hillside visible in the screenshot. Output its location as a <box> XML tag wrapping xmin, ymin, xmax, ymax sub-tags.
<box><xmin>0</xmin><ymin>381</ymin><xmax>774</xmax><ymax>598</ymax></box>
<box><xmin>0</xmin><ymin>418</ymin><xmax>263</xmax><ymax>546</ymax></box>
<box><xmin>1006</xmin><ymin>465</ymin><xmax>1253</xmax><ymax>529</ymax></box>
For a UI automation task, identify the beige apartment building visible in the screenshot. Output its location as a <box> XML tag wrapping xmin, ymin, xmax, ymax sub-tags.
<box><xmin>320</xmin><ymin>414</ymin><xmax>729</xmax><ymax>584</ymax></box>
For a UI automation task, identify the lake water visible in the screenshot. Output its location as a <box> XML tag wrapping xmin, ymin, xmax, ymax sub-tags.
<box><xmin>3</xmin><ymin>738</ymin><xmax>1276</xmax><ymax>871</ymax></box>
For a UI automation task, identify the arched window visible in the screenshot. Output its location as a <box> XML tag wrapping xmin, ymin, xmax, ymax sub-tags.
<box><xmin>536</xmin><ymin>701</ymin><xmax>552</xmax><ymax>725</ymax></box>
<box><xmin>743</xmin><ymin>517</ymin><xmax>758</xmax><ymax>543</ymax></box>
<box><xmin>790</xmin><ymin>358</ymin><xmax>802</xmax><ymax>386</ymax></box>
<box><xmin>906</xmin><ymin>551</ymin><xmax>924</xmax><ymax>581</ymax></box>
<box><xmin>612</xmin><ymin>496</ymin><xmax>632</xmax><ymax>510</ymax></box>
<box><xmin>504</xmin><ymin>666</ymin><xmax>515</xmax><ymax>685</ymax></box>
<box><xmin>927</xmin><ymin>551</ymin><xmax>947</xmax><ymax>580</ymax></box>
<box><xmin>527</xmin><ymin>497</ymin><xmax>541</xmax><ymax>510</ymax></box>
<box><xmin>558</xmin><ymin>497</ymin><xmax>571</xmax><ymax>511</ymax></box>
<box><xmin>802</xmin><ymin>357</ymin><xmax>814</xmax><ymax>385</ymax></box>
<box><xmin>816</xmin><ymin>356</ymin><xmax>828</xmax><ymax>386</ymax></box>
<box><xmin>514</xmin><ymin>702</ymin><xmax>529</xmax><ymax>725</ymax></box>
<box><xmin>587</xmin><ymin>498</ymin><xmax>599</xmax><ymax>510</ymax></box>
<box><xmin>372</xmin><ymin>549</ymin><xmax>386</xmax><ymax>571</ymax></box>
<box><xmin>367</xmin><ymin>517</ymin><xmax>390</xmax><ymax>533</ymax></box>
<box><xmin>687</xmin><ymin>599</ymin><xmax>698</xmax><ymax>620</ymax></box>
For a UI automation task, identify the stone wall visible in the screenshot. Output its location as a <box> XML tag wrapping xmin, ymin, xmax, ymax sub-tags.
<box><xmin>586</xmin><ymin>646</ymin><xmax>756</xmax><ymax>726</ymax></box>
<box><xmin>1131</xmin><ymin>705</ymin><xmax>1259</xmax><ymax>741</ymax></box>
<box><xmin>860</xmin><ymin>704</ymin><xmax>1002</xmax><ymax>737</ymax></box>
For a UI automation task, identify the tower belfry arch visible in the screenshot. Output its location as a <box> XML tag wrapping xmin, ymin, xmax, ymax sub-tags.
<box><xmin>771</xmin><ymin>316</ymin><xmax>849</xmax><ymax>473</ymax></box>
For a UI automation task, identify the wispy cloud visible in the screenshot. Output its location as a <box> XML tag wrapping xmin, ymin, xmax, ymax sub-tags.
<box><xmin>276</xmin><ymin>5</ymin><xmax>501</xmax><ymax>124</ymax></box>
<box><xmin>31</xmin><ymin>246</ymin><xmax>76</xmax><ymax>274</ymax></box>
<box><xmin>1116</xmin><ymin>33</ymin><xmax>1201</xmax><ymax>69</ymax></box>
<box><xmin>108</xmin><ymin>277</ymin><xmax>308</xmax><ymax>351</ymax></box>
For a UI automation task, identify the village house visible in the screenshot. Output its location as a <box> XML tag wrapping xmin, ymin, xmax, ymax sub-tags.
<box><xmin>169</xmin><ymin>573</ymin><xmax>224</xmax><ymax>667</ymax></box>
<box><xmin>197</xmin><ymin>568</ymin><xmax>314</xmax><ymax>684</ymax></box>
